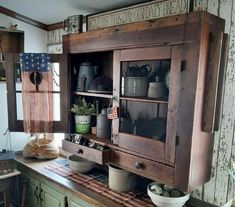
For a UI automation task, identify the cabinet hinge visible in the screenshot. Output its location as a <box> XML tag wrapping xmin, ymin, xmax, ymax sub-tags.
<box><xmin>180</xmin><ymin>60</ymin><xmax>186</xmax><ymax>71</ymax></box>
<box><xmin>175</xmin><ymin>136</ymin><xmax>179</xmax><ymax>146</ymax></box>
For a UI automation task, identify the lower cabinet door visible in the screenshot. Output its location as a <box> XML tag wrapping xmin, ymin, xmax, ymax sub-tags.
<box><xmin>70</xmin><ymin>200</ymin><xmax>83</xmax><ymax>207</ymax></box>
<box><xmin>68</xmin><ymin>198</ymin><xmax>95</xmax><ymax>207</ymax></box>
<box><xmin>41</xmin><ymin>183</ymin><xmax>66</xmax><ymax>207</ymax></box>
<box><xmin>25</xmin><ymin>176</ymin><xmax>40</xmax><ymax>207</ymax></box>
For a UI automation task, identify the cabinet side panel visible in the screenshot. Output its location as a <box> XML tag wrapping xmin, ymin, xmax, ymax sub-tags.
<box><xmin>189</xmin><ymin>24</ymin><xmax>224</xmax><ymax>191</ymax></box>
<box><xmin>174</xmin><ymin>42</ymin><xmax>200</xmax><ymax>191</ymax></box>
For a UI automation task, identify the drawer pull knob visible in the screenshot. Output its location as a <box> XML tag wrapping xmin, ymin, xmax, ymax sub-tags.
<box><xmin>135</xmin><ymin>162</ymin><xmax>143</xmax><ymax>169</ymax></box>
<box><xmin>77</xmin><ymin>149</ymin><xmax>83</xmax><ymax>154</ymax></box>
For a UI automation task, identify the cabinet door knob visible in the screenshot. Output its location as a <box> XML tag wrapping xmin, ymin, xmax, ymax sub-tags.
<box><xmin>77</xmin><ymin>149</ymin><xmax>83</xmax><ymax>154</ymax></box>
<box><xmin>134</xmin><ymin>162</ymin><xmax>143</xmax><ymax>169</ymax></box>
<box><xmin>34</xmin><ymin>186</ymin><xmax>39</xmax><ymax>199</ymax></box>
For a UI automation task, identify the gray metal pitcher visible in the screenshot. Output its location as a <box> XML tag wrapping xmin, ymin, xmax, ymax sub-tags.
<box><xmin>77</xmin><ymin>60</ymin><xmax>97</xmax><ymax>91</ymax></box>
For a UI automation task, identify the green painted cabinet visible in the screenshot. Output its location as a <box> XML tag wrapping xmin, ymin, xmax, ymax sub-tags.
<box><xmin>25</xmin><ymin>176</ymin><xmax>40</xmax><ymax>207</ymax></box>
<box><xmin>24</xmin><ymin>176</ymin><xmax>66</xmax><ymax>207</ymax></box>
<box><xmin>41</xmin><ymin>183</ymin><xmax>66</xmax><ymax>207</ymax></box>
<box><xmin>68</xmin><ymin>197</ymin><xmax>95</xmax><ymax>207</ymax></box>
<box><xmin>69</xmin><ymin>200</ymin><xmax>83</xmax><ymax>207</ymax></box>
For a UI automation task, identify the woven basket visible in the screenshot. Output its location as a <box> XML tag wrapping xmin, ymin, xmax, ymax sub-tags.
<box><xmin>23</xmin><ymin>137</ymin><xmax>59</xmax><ymax>159</ymax></box>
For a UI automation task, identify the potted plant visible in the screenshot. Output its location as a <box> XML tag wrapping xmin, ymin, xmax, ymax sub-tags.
<box><xmin>221</xmin><ymin>161</ymin><xmax>235</xmax><ymax>207</ymax></box>
<box><xmin>71</xmin><ymin>98</ymin><xmax>96</xmax><ymax>133</ymax></box>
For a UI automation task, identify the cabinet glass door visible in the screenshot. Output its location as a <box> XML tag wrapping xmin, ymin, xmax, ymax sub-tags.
<box><xmin>113</xmin><ymin>46</ymin><xmax>182</xmax><ymax>163</ymax></box>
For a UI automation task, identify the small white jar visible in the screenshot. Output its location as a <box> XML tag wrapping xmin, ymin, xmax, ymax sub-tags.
<box><xmin>148</xmin><ymin>76</ymin><xmax>166</xmax><ymax>99</ymax></box>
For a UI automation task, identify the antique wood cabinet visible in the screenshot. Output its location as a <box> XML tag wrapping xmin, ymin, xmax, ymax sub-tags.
<box><xmin>3</xmin><ymin>11</ymin><xmax>214</xmax><ymax>192</ymax></box>
<box><xmin>62</xmin><ymin>11</ymin><xmax>225</xmax><ymax>191</ymax></box>
<box><xmin>62</xmin><ymin>11</ymin><xmax>225</xmax><ymax>192</ymax></box>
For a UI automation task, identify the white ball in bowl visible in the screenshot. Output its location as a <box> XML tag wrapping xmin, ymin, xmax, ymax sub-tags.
<box><xmin>147</xmin><ymin>182</ymin><xmax>190</xmax><ymax>207</ymax></box>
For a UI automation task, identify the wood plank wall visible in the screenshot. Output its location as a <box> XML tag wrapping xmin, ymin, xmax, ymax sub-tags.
<box><xmin>193</xmin><ymin>0</ymin><xmax>235</xmax><ymax>206</ymax></box>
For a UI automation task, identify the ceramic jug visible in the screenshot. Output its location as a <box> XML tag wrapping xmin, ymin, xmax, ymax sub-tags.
<box><xmin>77</xmin><ymin>61</ymin><xmax>97</xmax><ymax>91</ymax></box>
<box><xmin>96</xmin><ymin>108</ymin><xmax>112</xmax><ymax>139</ymax></box>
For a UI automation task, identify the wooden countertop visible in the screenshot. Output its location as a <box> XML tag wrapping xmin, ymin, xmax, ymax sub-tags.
<box><xmin>15</xmin><ymin>155</ymin><xmax>151</xmax><ymax>207</ymax></box>
<box><xmin>15</xmin><ymin>155</ymin><xmax>215</xmax><ymax>207</ymax></box>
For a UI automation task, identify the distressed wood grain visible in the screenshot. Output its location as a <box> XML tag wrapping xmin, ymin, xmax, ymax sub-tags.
<box><xmin>194</xmin><ymin>0</ymin><xmax>208</xmax><ymax>10</ymax></box>
<box><xmin>213</xmin><ymin>0</ymin><xmax>235</xmax><ymax>205</ymax></box>
<box><xmin>202</xmin><ymin>0</ymin><xmax>220</xmax><ymax>204</ymax></box>
<box><xmin>207</xmin><ymin>0</ymin><xmax>219</xmax><ymax>16</ymax></box>
<box><xmin>190</xmin><ymin>1</ymin><xmax>208</xmax><ymax>200</ymax></box>
<box><xmin>191</xmin><ymin>0</ymin><xmax>235</xmax><ymax>206</ymax></box>
<box><xmin>47</xmin><ymin>28</ymin><xmax>65</xmax><ymax>45</ymax></box>
<box><xmin>227</xmin><ymin>119</ymin><xmax>235</xmax><ymax>201</ymax></box>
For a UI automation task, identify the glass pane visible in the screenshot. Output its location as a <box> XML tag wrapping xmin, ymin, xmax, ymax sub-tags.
<box><xmin>17</xmin><ymin>92</ymin><xmax>61</xmax><ymax>121</ymax></box>
<box><xmin>15</xmin><ymin>82</ymin><xmax>22</xmax><ymax>91</ymax></box>
<box><xmin>14</xmin><ymin>62</ymin><xmax>21</xmax><ymax>83</ymax></box>
<box><xmin>121</xmin><ymin>60</ymin><xmax>170</xmax><ymax>99</ymax></box>
<box><xmin>120</xmin><ymin>59</ymin><xmax>171</xmax><ymax>142</ymax></box>
<box><xmin>52</xmin><ymin>63</ymin><xmax>60</xmax><ymax>92</ymax></box>
<box><xmin>120</xmin><ymin>100</ymin><xmax>168</xmax><ymax>142</ymax></box>
<box><xmin>14</xmin><ymin>61</ymin><xmax>22</xmax><ymax>92</ymax></box>
<box><xmin>16</xmin><ymin>92</ymin><xmax>23</xmax><ymax>120</ymax></box>
<box><xmin>0</xmin><ymin>63</ymin><xmax>6</xmax><ymax>81</ymax></box>
<box><xmin>53</xmin><ymin>93</ymin><xmax>61</xmax><ymax>121</ymax></box>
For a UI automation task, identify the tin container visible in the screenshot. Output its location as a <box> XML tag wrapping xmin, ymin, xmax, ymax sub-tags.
<box><xmin>64</xmin><ymin>15</ymin><xmax>83</xmax><ymax>34</ymax></box>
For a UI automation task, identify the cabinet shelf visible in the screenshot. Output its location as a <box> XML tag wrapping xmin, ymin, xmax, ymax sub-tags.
<box><xmin>74</xmin><ymin>91</ymin><xmax>113</xmax><ymax>99</ymax></box>
<box><xmin>120</xmin><ymin>96</ymin><xmax>168</xmax><ymax>104</ymax></box>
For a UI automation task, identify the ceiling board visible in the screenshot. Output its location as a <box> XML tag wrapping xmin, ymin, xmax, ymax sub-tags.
<box><xmin>0</xmin><ymin>0</ymin><xmax>149</xmax><ymax>24</ymax></box>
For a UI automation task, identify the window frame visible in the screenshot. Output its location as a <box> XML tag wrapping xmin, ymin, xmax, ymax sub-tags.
<box><xmin>5</xmin><ymin>53</ymin><xmax>69</xmax><ymax>133</ymax></box>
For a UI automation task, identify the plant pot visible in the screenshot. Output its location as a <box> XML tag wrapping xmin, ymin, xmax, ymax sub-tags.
<box><xmin>75</xmin><ymin>115</ymin><xmax>91</xmax><ymax>133</ymax></box>
<box><xmin>223</xmin><ymin>199</ymin><xmax>235</xmax><ymax>207</ymax></box>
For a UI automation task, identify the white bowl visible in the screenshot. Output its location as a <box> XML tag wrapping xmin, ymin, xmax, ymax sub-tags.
<box><xmin>67</xmin><ymin>155</ymin><xmax>95</xmax><ymax>173</ymax></box>
<box><xmin>147</xmin><ymin>182</ymin><xmax>190</xmax><ymax>207</ymax></box>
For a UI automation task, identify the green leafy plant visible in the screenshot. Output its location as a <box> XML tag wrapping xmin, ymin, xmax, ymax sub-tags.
<box><xmin>71</xmin><ymin>98</ymin><xmax>96</xmax><ymax>116</ymax></box>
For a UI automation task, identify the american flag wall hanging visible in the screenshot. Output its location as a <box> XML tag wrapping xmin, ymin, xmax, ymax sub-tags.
<box><xmin>20</xmin><ymin>53</ymin><xmax>53</xmax><ymax>133</ymax></box>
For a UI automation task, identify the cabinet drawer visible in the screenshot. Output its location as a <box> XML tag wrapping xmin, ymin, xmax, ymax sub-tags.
<box><xmin>112</xmin><ymin>150</ymin><xmax>174</xmax><ymax>185</ymax></box>
<box><xmin>62</xmin><ymin>139</ymin><xmax>111</xmax><ymax>165</ymax></box>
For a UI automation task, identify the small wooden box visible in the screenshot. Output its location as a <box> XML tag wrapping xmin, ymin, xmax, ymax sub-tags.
<box><xmin>0</xmin><ymin>150</ymin><xmax>15</xmax><ymax>175</ymax></box>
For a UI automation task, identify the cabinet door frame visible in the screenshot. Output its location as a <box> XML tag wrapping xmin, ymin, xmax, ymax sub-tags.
<box><xmin>41</xmin><ymin>183</ymin><xmax>66</xmax><ymax>207</ymax></box>
<box><xmin>113</xmin><ymin>45</ymin><xmax>183</xmax><ymax>164</ymax></box>
<box><xmin>24</xmin><ymin>175</ymin><xmax>41</xmax><ymax>207</ymax></box>
<box><xmin>5</xmin><ymin>53</ymin><xmax>69</xmax><ymax>133</ymax></box>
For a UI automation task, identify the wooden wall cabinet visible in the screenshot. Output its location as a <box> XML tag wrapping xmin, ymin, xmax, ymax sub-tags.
<box><xmin>0</xmin><ymin>29</ymin><xmax>24</xmax><ymax>81</ymax></box>
<box><xmin>0</xmin><ymin>29</ymin><xmax>24</xmax><ymax>53</ymax></box>
<box><xmin>66</xmin><ymin>11</ymin><xmax>225</xmax><ymax>191</ymax></box>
